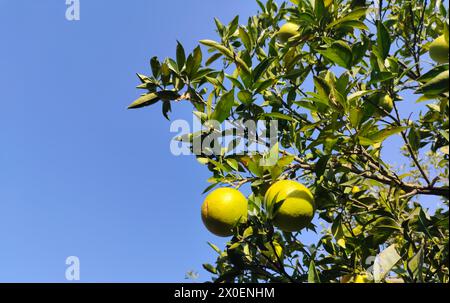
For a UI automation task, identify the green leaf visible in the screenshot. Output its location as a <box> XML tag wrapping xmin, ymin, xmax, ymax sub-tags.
<box><xmin>226</xmin><ymin>74</ymin><xmax>245</xmax><ymax>90</ymax></box>
<box><xmin>277</xmin><ymin>155</ymin><xmax>295</xmax><ymax>168</ymax></box>
<box><xmin>373</xmin><ymin>244</ymin><xmax>401</xmax><ymax>282</ymax></box>
<box><xmin>205</xmin><ymin>76</ymin><xmax>226</xmax><ymax>91</ymax></box>
<box><xmin>261</xmin><ymin>112</ymin><xmax>295</xmax><ymax>121</ymax></box>
<box><xmin>408</xmin><ymin>247</ymin><xmax>424</xmax><ymax>281</ymax></box>
<box><xmin>252</xmin><ymin>57</ymin><xmax>275</xmax><ymax>82</ymax></box>
<box><xmin>176</xmin><ymin>41</ymin><xmax>186</xmax><ymax>69</ymax></box>
<box><xmin>239</xmin><ymin>26</ymin><xmax>252</xmax><ymax>50</ymax></box>
<box><xmin>336</xmin><ymin>20</ymin><xmax>369</xmax><ymax>31</ymax></box>
<box><xmin>226</xmin><ymin>158</ymin><xmax>239</xmax><ymax>171</ymax></box>
<box><xmin>317</xmin><ymin>41</ymin><xmax>353</xmax><ymax>69</ymax></box>
<box><xmin>349</xmin><ymin>107</ymin><xmax>363</xmax><ymax>128</ymax></box>
<box><xmin>211</xmin><ymin>90</ymin><xmax>235</xmax><ymax>123</ymax></box>
<box><xmin>261</xmin><ymin>142</ymin><xmax>279</xmax><ymax>167</ymax></box>
<box><xmin>162</xmin><ymin>100</ymin><xmax>171</xmax><ymax>120</ymax></box>
<box><xmin>416</xmin><ymin>64</ymin><xmax>449</xmax><ymax>83</ymax></box>
<box><xmin>150</xmin><ymin>56</ymin><xmax>161</xmax><ymax>78</ymax></box>
<box><xmin>416</xmin><ymin>70</ymin><xmax>449</xmax><ymax>96</ymax></box>
<box><xmin>192</xmin><ymin>46</ymin><xmax>203</xmax><ymax>75</ymax></box>
<box><xmin>368</xmin><ymin>126</ymin><xmax>408</xmax><ymax>144</ymax></box>
<box><xmin>348</xmin><ymin>90</ymin><xmax>373</xmax><ymax>103</ymax></box>
<box><xmin>228</xmin><ymin>15</ymin><xmax>239</xmax><ymax>36</ymax></box>
<box><xmin>308</xmin><ymin>260</ymin><xmax>321</xmax><ymax>283</ymax></box>
<box><xmin>313</xmin><ymin>76</ymin><xmax>331</xmax><ymax>99</ymax></box>
<box><xmin>160</xmin><ymin>62</ymin><xmax>171</xmax><ymax>84</ymax></box>
<box><xmin>376</xmin><ymin>20</ymin><xmax>391</xmax><ymax>59</ymax></box>
<box><xmin>408</xmin><ymin>126</ymin><xmax>421</xmax><ymax>153</ymax></box>
<box><xmin>200</xmin><ymin>40</ymin><xmax>250</xmax><ymax>74</ymax></box>
<box><xmin>254</xmin><ymin>78</ymin><xmax>276</xmax><ymax>93</ymax></box>
<box><xmin>327</xmin><ymin>7</ymin><xmax>369</xmax><ymax>29</ymax></box>
<box><xmin>242</xmin><ymin>226</ymin><xmax>253</xmax><ymax>239</ymax></box>
<box><xmin>128</xmin><ymin>93</ymin><xmax>160</xmax><ymax>109</ymax></box>
<box><xmin>237</xmin><ymin>90</ymin><xmax>253</xmax><ymax>104</ymax></box>
<box><xmin>205</xmin><ymin>53</ymin><xmax>223</xmax><ymax>66</ymax></box>
<box><xmin>156</xmin><ymin>90</ymin><xmax>180</xmax><ymax>101</ymax></box>
<box><xmin>315</xmin><ymin>155</ymin><xmax>329</xmax><ymax>177</ymax></box>
<box><xmin>136</xmin><ymin>73</ymin><xmax>150</xmax><ymax>84</ymax></box>
<box><xmin>166</xmin><ymin>58</ymin><xmax>179</xmax><ymax>74</ymax></box>
<box><xmin>440</xmin><ymin>130</ymin><xmax>449</xmax><ymax>142</ymax></box>
<box><xmin>207</xmin><ymin>242</ymin><xmax>221</xmax><ymax>254</ymax></box>
<box><xmin>202</xmin><ymin>263</ymin><xmax>217</xmax><ymax>274</ymax></box>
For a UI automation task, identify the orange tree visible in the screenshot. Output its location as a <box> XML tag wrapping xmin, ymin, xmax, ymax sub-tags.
<box><xmin>129</xmin><ymin>0</ymin><xmax>449</xmax><ymax>282</ymax></box>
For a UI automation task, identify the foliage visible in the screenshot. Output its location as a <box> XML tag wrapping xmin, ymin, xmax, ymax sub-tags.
<box><xmin>129</xmin><ymin>0</ymin><xmax>449</xmax><ymax>283</ymax></box>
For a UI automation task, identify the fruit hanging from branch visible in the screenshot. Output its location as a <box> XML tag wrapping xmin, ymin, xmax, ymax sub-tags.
<box><xmin>201</xmin><ymin>188</ymin><xmax>248</xmax><ymax>237</ymax></box>
<box><xmin>429</xmin><ymin>35</ymin><xmax>449</xmax><ymax>64</ymax></box>
<box><xmin>264</xmin><ymin>180</ymin><xmax>315</xmax><ymax>232</ymax></box>
<box><xmin>276</xmin><ymin>22</ymin><xmax>299</xmax><ymax>43</ymax></box>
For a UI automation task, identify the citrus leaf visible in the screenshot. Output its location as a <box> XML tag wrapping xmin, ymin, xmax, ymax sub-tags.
<box><xmin>416</xmin><ymin>70</ymin><xmax>449</xmax><ymax>96</ymax></box>
<box><xmin>253</xmin><ymin>57</ymin><xmax>275</xmax><ymax>82</ymax></box>
<box><xmin>261</xmin><ymin>112</ymin><xmax>295</xmax><ymax>121</ymax></box>
<box><xmin>176</xmin><ymin>41</ymin><xmax>186</xmax><ymax>69</ymax></box>
<box><xmin>327</xmin><ymin>7</ymin><xmax>369</xmax><ymax>29</ymax></box>
<box><xmin>200</xmin><ymin>40</ymin><xmax>250</xmax><ymax>74</ymax></box>
<box><xmin>373</xmin><ymin>244</ymin><xmax>401</xmax><ymax>282</ymax></box>
<box><xmin>368</xmin><ymin>126</ymin><xmax>408</xmax><ymax>144</ymax></box>
<box><xmin>308</xmin><ymin>260</ymin><xmax>321</xmax><ymax>283</ymax></box>
<box><xmin>128</xmin><ymin>93</ymin><xmax>160</xmax><ymax>109</ymax></box>
<box><xmin>317</xmin><ymin>41</ymin><xmax>353</xmax><ymax>69</ymax></box>
<box><xmin>376</xmin><ymin>20</ymin><xmax>391</xmax><ymax>59</ymax></box>
<box><xmin>211</xmin><ymin>90</ymin><xmax>235</xmax><ymax>123</ymax></box>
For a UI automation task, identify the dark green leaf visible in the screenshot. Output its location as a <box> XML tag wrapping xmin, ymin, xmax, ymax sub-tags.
<box><xmin>376</xmin><ymin>20</ymin><xmax>391</xmax><ymax>59</ymax></box>
<box><xmin>211</xmin><ymin>90</ymin><xmax>235</xmax><ymax>123</ymax></box>
<box><xmin>176</xmin><ymin>41</ymin><xmax>186</xmax><ymax>69</ymax></box>
<box><xmin>317</xmin><ymin>41</ymin><xmax>353</xmax><ymax>69</ymax></box>
<box><xmin>128</xmin><ymin>93</ymin><xmax>160</xmax><ymax>109</ymax></box>
<box><xmin>150</xmin><ymin>56</ymin><xmax>161</xmax><ymax>78</ymax></box>
<box><xmin>253</xmin><ymin>57</ymin><xmax>275</xmax><ymax>81</ymax></box>
<box><xmin>416</xmin><ymin>70</ymin><xmax>449</xmax><ymax>96</ymax></box>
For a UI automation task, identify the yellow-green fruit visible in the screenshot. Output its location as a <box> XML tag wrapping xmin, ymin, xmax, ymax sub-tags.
<box><xmin>354</xmin><ymin>274</ymin><xmax>371</xmax><ymax>283</ymax></box>
<box><xmin>201</xmin><ymin>188</ymin><xmax>248</xmax><ymax>237</ymax></box>
<box><xmin>277</xmin><ymin>22</ymin><xmax>299</xmax><ymax>43</ymax></box>
<box><xmin>261</xmin><ymin>242</ymin><xmax>283</xmax><ymax>263</ymax></box>
<box><xmin>264</xmin><ymin>180</ymin><xmax>315</xmax><ymax>232</ymax></box>
<box><xmin>429</xmin><ymin>35</ymin><xmax>449</xmax><ymax>64</ymax></box>
<box><xmin>324</xmin><ymin>0</ymin><xmax>333</xmax><ymax>7</ymax></box>
<box><xmin>371</xmin><ymin>93</ymin><xmax>393</xmax><ymax>117</ymax></box>
<box><xmin>379</xmin><ymin>94</ymin><xmax>393</xmax><ymax>114</ymax></box>
<box><xmin>351</xmin><ymin>186</ymin><xmax>361</xmax><ymax>194</ymax></box>
<box><xmin>341</xmin><ymin>273</ymin><xmax>371</xmax><ymax>283</ymax></box>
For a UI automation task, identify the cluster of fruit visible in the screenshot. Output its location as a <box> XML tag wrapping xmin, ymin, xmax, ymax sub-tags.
<box><xmin>201</xmin><ymin>180</ymin><xmax>315</xmax><ymax>237</ymax></box>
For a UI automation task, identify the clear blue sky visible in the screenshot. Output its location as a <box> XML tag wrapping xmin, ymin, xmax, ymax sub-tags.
<box><xmin>0</xmin><ymin>0</ymin><xmax>266</xmax><ymax>283</ymax></box>
<box><xmin>0</xmin><ymin>0</ymin><xmax>442</xmax><ymax>282</ymax></box>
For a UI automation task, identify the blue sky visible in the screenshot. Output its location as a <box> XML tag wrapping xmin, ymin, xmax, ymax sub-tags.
<box><xmin>0</xmin><ymin>0</ymin><xmax>265</xmax><ymax>283</ymax></box>
<box><xmin>0</xmin><ymin>0</ymin><xmax>443</xmax><ymax>282</ymax></box>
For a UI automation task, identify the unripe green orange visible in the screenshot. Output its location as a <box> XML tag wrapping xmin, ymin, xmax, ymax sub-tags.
<box><xmin>277</xmin><ymin>22</ymin><xmax>299</xmax><ymax>43</ymax></box>
<box><xmin>264</xmin><ymin>180</ymin><xmax>315</xmax><ymax>232</ymax></box>
<box><xmin>201</xmin><ymin>188</ymin><xmax>248</xmax><ymax>237</ymax></box>
<box><xmin>370</xmin><ymin>93</ymin><xmax>393</xmax><ymax>117</ymax></box>
<box><xmin>429</xmin><ymin>35</ymin><xmax>449</xmax><ymax>64</ymax></box>
<box><xmin>379</xmin><ymin>94</ymin><xmax>393</xmax><ymax>114</ymax></box>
